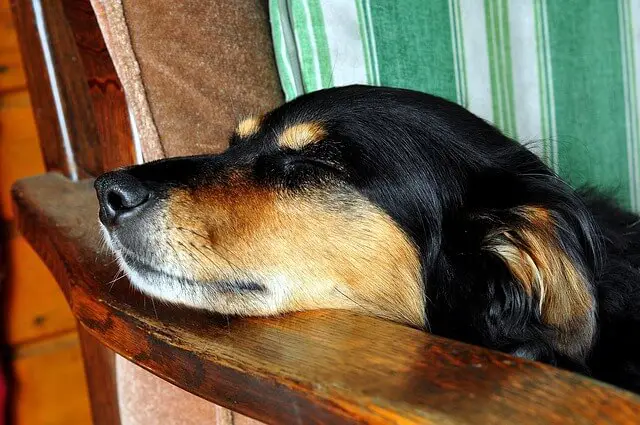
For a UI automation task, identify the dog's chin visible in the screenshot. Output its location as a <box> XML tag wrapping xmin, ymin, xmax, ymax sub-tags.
<box><xmin>100</xmin><ymin>228</ymin><xmax>279</xmax><ymax>315</ymax></box>
<box><xmin>116</xmin><ymin>254</ymin><xmax>283</xmax><ymax>315</ymax></box>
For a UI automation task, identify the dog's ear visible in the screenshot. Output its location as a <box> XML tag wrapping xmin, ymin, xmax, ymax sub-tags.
<box><xmin>482</xmin><ymin>204</ymin><xmax>598</xmax><ymax>361</ymax></box>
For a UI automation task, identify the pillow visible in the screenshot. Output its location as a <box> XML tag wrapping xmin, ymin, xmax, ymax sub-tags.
<box><xmin>92</xmin><ymin>0</ymin><xmax>283</xmax><ymax>162</ymax></box>
<box><xmin>270</xmin><ymin>0</ymin><xmax>640</xmax><ymax>211</ymax></box>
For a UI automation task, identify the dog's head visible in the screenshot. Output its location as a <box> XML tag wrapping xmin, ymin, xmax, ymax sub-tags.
<box><xmin>96</xmin><ymin>86</ymin><xmax>601</xmax><ymax>363</ymax></box>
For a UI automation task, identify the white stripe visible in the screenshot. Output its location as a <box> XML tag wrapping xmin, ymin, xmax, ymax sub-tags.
<box><xmin>619</xmin><ymin>0</ymin><xmax>634</xmax><ymax>208</ymax></box>
<box><xmin>317</xmin><ymin>0</ymin><xmax>367</xmax><ymax>87</ymax></box>
<box><xmin>448</xmin><ymin>0</ymin><xmax>463</xmax><ymax>104</ymax></box>
<box><xmin>508</xmin><ymin>0</ymin><xmax>544</xmax><ymax>157</ymax></box>
<box><xmin>363</xmin><ymin>0</ymin><xmax>380</xmax><ymax>84</ymax></box>
<box><xmin>488</xmin><ymin>3</ymin><xmax>504</xmax><ymax>127</ymax></box>
<box><xmin>278</xmin><ymin>20</ymin><xmax>299</xmax><ymax>100</ymax></box>
<box><xmin>301</xmin><ymin>0</ymin><xmax>323</xmax><ymax>91</ymax></box>
<box><xmin>497</xmin><ymin>0</ymin><xmax>511</xmax><ymax>133</ymax></box>
<box><xmin>458</xmin><ymin>0</ymin><xmax>493</xmax><ymax>124</ymax></box>
<box><xmin>32</xmin><ymin>0</ymin><xmax>78</xmax><ymax>180</ymax></box>
<box><xmin>289</xmin><ymin>2</ymin><xmax>310</xmax><ymax>92</ymax></box>
<box><xmin>540</xmin><ymin>0</ymin><xmax>558</xmax><ymax>170</ymax></box>
<box><xmin>629</xmin><ymin>0</ymin><xmax>640</xmax><ymax>210</ymax></box>
<box><xmin>276</xmin><ymin>0</ymin><xmax>305</xmax><ymax>100</ymax></box>
<box><xmin>127</xmin><ymin>105</ymin><xmax>144</xmax><ymax>164</ymax></box>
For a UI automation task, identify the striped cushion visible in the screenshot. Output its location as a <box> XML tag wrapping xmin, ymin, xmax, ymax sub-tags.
<box><xmin>269</xmin><ymin>0</ymin><xmax>640</xmax><ymax>211</ymax></box>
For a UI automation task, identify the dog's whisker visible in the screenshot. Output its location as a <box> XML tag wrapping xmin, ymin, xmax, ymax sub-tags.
<box><xmin>91</xmin><ymin>85</ymin><xmax>640</xmax><ymax>394</ymax></box>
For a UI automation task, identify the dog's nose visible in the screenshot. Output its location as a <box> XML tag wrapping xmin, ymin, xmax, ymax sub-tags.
<box><xmin>95</xmin><ymin>171</ymin><xmax>150</xmax><ymax>226</ymax></box>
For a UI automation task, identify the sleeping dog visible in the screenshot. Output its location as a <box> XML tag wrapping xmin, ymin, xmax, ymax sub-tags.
<box><xmin>95</xmin><ymin>85</ymin><xmax>640</xmax><ymax>393</ymax></box>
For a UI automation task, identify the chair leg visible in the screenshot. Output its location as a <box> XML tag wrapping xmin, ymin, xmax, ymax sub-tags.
<box><xmin>78</xmin><ymin>324</ymin><xmax>121</xmax><ymax>425</ymax></box>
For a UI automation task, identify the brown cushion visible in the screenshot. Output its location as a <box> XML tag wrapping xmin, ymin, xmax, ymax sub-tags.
<box><xmin>91</xmin><ymin>0</ymin><xmax>283</xmax><ymax>161</ymax></box>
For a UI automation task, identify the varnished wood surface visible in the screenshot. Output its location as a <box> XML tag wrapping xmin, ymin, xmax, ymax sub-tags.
<box><xmin>2</xmin><ymin>3</ymin><xmax>91</xmax><ymax>423</ymax></box>
<box><xmin>0</xmin><ymin>89</ymin><xmax>77</xmax><ymax>345</ymax></box>
<box><xmin>12</xmin><ymin>173</ymin><xmax>640</xmax><ymax>425</ymax></box>
<box><xmin>10</xmin><ymin>0</ymin><xmax>135</xmax><ymax>178</ymax></box>
<box><xmin>12</xmin><ymin>331</ymin><xmax>91</xmax><ymax>425</ymax></box>
<box><xmin>77</xmin><ymin>324</ymin><xmax>120</xmax><ymax>425</ymax></box>
<box><xmin>59</xmin><ymin>0</ymin><xmax>135</xmax><ymax>172</ymax></box>
<box><xmin>10</xmin><ymin>0</ymin><xmax>69</xmax><ymax>176</ymax></box>
<box><xmin>0</xmin><ymin>3</ymin><xmax>26</xmax><ymax>93</ymax></box>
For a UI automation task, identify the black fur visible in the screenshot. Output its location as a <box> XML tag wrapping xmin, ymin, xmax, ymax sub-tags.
<box><xmin>103</xmin><ymin>85</ymin><xmax>640</xmax><ymax>393</ymax></box>
<box><xmin>266</xmin><ymin>85</ymin><xmax>640</xmax><ymax>392</ymax></box>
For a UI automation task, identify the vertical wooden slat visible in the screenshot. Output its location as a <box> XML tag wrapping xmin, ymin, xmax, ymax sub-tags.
<box><xmin>78</xmin><ymin>324</ymin><xmax>121</xmax><ymax>425</ymax></box>
<box><xmin>11</xmin><ymin>0</ymin><xmax>135</xmax><ymax>422</ymax></box>
<box><xmin>10</xmin><ymin>0</ymin><xmax>70</xmax><ymax>176</ymax></box>
<box><xmin>60</xmin><ymin>0</ymin><xmax>136</xmax><ymax>172</ymax></box>
<box><xmin>10</xmin><ymin>0</ymin><xmax>135</xmax><ymax>178</ymax></box>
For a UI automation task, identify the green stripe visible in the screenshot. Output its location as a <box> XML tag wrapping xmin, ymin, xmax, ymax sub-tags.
<box><xmin>363</xmin><ymin>0</ymin><xmax>380</xmax><ymax>84</ymax></box>
<box><xmin>627</xmin><ymin>0</ymin><xmax>640</xmax><ymax>211</ymax></box>
<box><xmin>368</xmin><ymin>0</ymin><xmax>457</xmax><ymax>101</ymax></box>
<box><xmin>449</xmin><ymin>0</ymin><xmax>467</xmax><ymax>106</ymax></box>
<box><xmin>485</xmin><ymin>0</ymin><xmax>517</xmax><ymax>138</ymax></box>
<box><xmin>547</xmin><ymin>0</ymin><xmax>630</xmax><ymax>207</ymax></box>
<box><xmin>626</xmin><ymin>0</ymin><xmax>639</xmax><ymax>211</ymax></box>
<box><xmin>307</xmin><ymin>0</ymin><xmax>334</xmax><ymax>88</ymax></box>
<box><xmin>534</xmin><ymin>0</ymin><xmax>548</xmax><ymax>161</ymax></box>
<box><xmin>291</xmin><ymin>0</ymin><xmax>333</xmax><ymax>91</ymax></box>
<box><xmin>355</xmin><ymin>0</ymin><xmax>374</xmax><ymax>84</ymax></box>
<box><xmin>290</xmin><ymin>1</ymin><xmax>316</xmax><ymax>91</ymax></box>
<box><xmin>269</xmin><ymin>0</ymin><xmax>297</xmax><ymax>100</ymax></box>
<box><xmin>455</xmin><ymin>0</ymin><xmax>468</xmax><ymax>107</ymax></box>
<box><xmin>541</xmin><ymin>0</ymin><xmax>557</xmax><ymax>169</ymax></box>
<box><xmin>534</xmin><ymin>0</ymin><xmax>555</xmax><ymax>168</ymax></box>
<box><xmin>499</xmin><ymin>0</ymin><xmax>517</xmax><ymax>138</ymax></box>
<box><xmin>620</xmin><ymin>0</ymin><xmax>639</xmax><ymax>210</ymax></box>
<box><xmin>485</xmin><ymin>1</ymin><xmax>503</xmax><ymax>131</ymax></box>
<box><xmin>620</xmin><ymin>0</ymin><xmax>634</xmax><ymax>208</ymax></box>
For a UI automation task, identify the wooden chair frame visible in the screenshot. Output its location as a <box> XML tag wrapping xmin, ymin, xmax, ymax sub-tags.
<box><xmin>9</xmin><ymin>1</ymin><xmax>640</xmax><ymax>423</ymax></box>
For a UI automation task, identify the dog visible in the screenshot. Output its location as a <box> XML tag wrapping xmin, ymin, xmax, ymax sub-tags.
<box><xmin>95</xmin><ymin>85</ymin><xmax>640</xmax><ymax>393</ymax></box>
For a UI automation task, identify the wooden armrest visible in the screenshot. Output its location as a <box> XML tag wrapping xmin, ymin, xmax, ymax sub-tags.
<box><xmin>12</xmin><ymin>173</ymin><xmax>640</xmax><ymax>424</ymax></box>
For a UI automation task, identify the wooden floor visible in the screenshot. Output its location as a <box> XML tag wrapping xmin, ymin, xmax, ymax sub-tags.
<box><xmin>0</xmin><ymin>0</ymin><xmax>92</xmax><ymax>423</ymax></box>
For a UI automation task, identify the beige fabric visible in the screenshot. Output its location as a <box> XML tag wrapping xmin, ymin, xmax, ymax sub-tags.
<box><xmin>90</xmin><ymin>0</ymin><xmax>282</xmax><ymax>423</ymax></box>
<box><xmin>116</xmin><ymin>356</ymin><xmax>264</xmax><ymax>425</ymax></box>
<box><xmin>91</xmin><ymin>0</ymin><xmax>283</xmax><ymax>161</ymax></box>
<box><xmin>116</xmin><ymin>355</ymin><xmax>218</xmax><ymax>425</ymax></box>
<box><xmin>90</xmin><ymin>0</ymin><xmax>162</xmax><ymax>161</ymax></box>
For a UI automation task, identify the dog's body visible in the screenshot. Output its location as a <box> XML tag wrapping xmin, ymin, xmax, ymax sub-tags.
<box><xmin>95</xmin><ymin>86</ymin><xmax>640</xmax><ymax>393</ymax></box>
<box><xmin>580</xmin><ymin>193</ymin><xmax>640</xmax><ymax>391</ymax></box>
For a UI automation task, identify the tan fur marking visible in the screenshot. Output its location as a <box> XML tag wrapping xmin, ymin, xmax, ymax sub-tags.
<box><xmin>486</xmin><ymin>206</ymin><xmax>593</xmax><ymax>329</ymax></box>
<box><xmin>279</xmin><ymin>122</ymin><xmax>326</xmax><ymax>150</ymax></box>
<box><xmin>163</xmin><ymin>178</ymin><xmax>425</xmax><ymax>328</ymax></box>
<box><xmin>236</xmin><ymin>116</ymin><xmax>262</xmax><ymax>138</ymax></box>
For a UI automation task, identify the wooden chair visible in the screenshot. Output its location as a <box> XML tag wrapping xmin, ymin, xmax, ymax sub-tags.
<box><xmin>10</xmin><ymin>1</ymin><xmax>640</xmax><ymax>423</ymax></box>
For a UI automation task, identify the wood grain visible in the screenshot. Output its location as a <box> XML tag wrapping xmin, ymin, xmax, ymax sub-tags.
<box><xmin>0</xmin><ymin>90</ymin><xmax>39</xmax><ymax>219</ymax></box>
<box><xmin>10</xmin><ymin>0</ymin><xmax>69</xmax><ymax>176</ymax></box>
<box><xmin>10</xmin><ymin>0</ymin><xmax>135</xmax><ymax>178</ymax></box>
<box><xmin>12</xmin><ymin>172</ymin><xmax>640</xmax><ymax>425</ymax></box>
<box><xmin>0</xmin><ymin>54</ymin><xmax>77</xmax><ymax>348</ymax></box>
<box><xmin>60</xmin><ymin>0</ymin><xmax>135</xmax><ymax>172</ymax></box>
<box><xmin>77</xmin><ymin>324</ymin><xmax>121</xmax><ymax>425</ymax></box>
<box><xmin>3</xmin><ymin>222</ymin><xmax>76</xmax><ymax>345</ymax></box>
<box><xmin>11</xmin><ymin>331</ymin><xmax>91</xmax><ymax>425</ymax></box>
<box><xmin>0</xmin><ymin>89</ymin><xmax>75</xmax><ymax>347</ymax></box>
<box><xmin>0</xmin><ymin>2</ymin><xmax>27</xmax><ymax>93</ymax></box>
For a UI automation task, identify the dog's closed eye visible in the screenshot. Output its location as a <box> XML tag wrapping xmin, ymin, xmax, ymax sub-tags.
<box><xmin>95</xmin><ymin>85</ymin><xmax>640</xmax><ymax>394</ymax></box>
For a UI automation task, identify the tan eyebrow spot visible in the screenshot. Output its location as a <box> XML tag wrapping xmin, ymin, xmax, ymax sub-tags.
<box><xmin>235</xmin><ymin>116</ymin><xmax>262</xmax><ymax>138</ymax></box>
<box><xmin>279</xmin><ymin>122</ymin><xmax>326</xmax><ymax>150</ymax></box>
